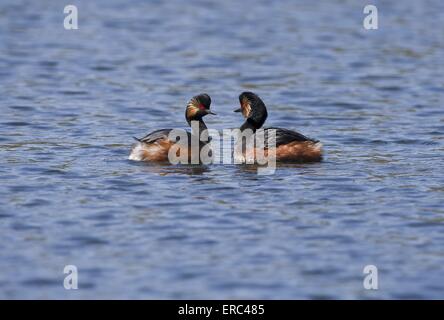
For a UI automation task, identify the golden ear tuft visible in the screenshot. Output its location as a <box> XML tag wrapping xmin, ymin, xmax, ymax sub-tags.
<box><xmin>241</xmin><ymin>97</ymin><xmax>252</xmax><ymax>118</ymax></box>
<box><xmin>186</xmin><ymin>98</ymin><xmax>200</xmax><ymax>119</ymax></box>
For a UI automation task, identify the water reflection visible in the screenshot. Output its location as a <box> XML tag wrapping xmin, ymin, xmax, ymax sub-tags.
<box><xmin>131</xmin><ymin>161</ymin><xmax>211</xmax><ymax>176</ymax></box>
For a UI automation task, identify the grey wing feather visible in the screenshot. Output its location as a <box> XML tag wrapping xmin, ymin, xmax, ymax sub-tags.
<box><xmin>137</xmin><ymin>129</ymin><xmax>173</xmax><ymax>144</ymax></box>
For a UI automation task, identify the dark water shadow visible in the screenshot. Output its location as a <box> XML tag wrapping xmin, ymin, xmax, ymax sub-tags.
<box><xmin>128</xmin><ymin>160</ymin><xmax>211</xmax><ymax>176</ymax></box>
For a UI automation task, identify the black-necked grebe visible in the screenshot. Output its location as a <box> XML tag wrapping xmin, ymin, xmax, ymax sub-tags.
<box><xmin>234</xmin><ymin>92</ymin><xmax>322</xmax><ymax>162</ymax></box>
<box><xmin>129</xmin><ymin>93</ymin><xmax>215</xmax><ymax>162</ymax></box>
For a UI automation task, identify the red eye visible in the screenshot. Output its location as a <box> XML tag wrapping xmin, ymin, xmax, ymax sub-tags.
<box><xmin>199</xmin><ymin>104</ymin><xmax>206</xmax><ymax>110</ymax></box>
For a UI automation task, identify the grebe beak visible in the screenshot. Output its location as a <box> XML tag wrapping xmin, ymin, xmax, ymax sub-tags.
<box><xmin>233</xmin><ymin>108</ymin><xmax>241</xmax><ymax>112</ymax></box>
<box><xmin>207</xmin><ymin>110</ymin><xmax>217</xmax><ymax>115</ymax></box>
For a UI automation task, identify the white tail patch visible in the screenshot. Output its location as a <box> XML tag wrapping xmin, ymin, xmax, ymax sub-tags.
<box><xmin>313</xmin><ymin>142</ymin><xmax>323</xmax><ymax>151</ymax></box>
<box><xmin>128</xmin><ymin>142</ymin><xmax>164</xmax><ymax>161</ymax></box>
<box><xmin>128</xmin><ymin>142</ymin><xmax>144</xmax><ymax>161</ymax></box>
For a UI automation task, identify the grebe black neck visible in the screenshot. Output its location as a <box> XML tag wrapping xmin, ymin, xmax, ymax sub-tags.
<box><xmin>235</xmin><ymin>92</ymin><xmax>268</xmax><ymax>133</ymax></box>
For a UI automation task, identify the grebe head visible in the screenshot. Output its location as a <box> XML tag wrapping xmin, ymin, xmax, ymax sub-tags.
<box><xmin>186</xmin><ymin>93</ymin><xmax>215</xmax><ymax>124</ymax></box>
<box><xmin>234</xmin><ymin>92</ymin><xmax>268</xmax><ymax>130</ymax></box>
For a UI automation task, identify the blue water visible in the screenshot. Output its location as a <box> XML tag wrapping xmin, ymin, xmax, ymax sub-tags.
<box><xmin>0</xmin><ymin>0</ymin><xmax>443</xmax><ymax>299</ymax></box>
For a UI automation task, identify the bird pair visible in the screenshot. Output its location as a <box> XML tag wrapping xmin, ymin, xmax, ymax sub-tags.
<box><xmin>129</xmin><ymin>92</ymin><xmax>322</xmax><ymax>163</ymax></box>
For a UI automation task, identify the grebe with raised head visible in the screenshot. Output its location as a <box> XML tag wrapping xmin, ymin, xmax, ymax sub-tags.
<box><xmin>129</xmin><ymin>93</ymin><xmax>215</xmax><ymax>162</ymax></box>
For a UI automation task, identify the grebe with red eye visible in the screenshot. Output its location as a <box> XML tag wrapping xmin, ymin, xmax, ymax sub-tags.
<box><xmin>234</xmin><ymin>92</ymin><xmax>322</xmax><ymax>162</ymax></box>
<box><xmin>128</xmin><ymin>93</ymin><xmax>216</xmax><ymax>162</ymax></box>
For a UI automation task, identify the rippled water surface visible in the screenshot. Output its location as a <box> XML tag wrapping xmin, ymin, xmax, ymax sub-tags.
<box><xmin>0</xmin><ymin>0</ymin><xmax>443</xmax><ymax>299</ymax></box>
